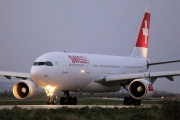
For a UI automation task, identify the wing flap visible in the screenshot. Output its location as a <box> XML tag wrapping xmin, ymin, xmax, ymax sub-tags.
<box><xmin>149</xmin><ymin>70</ymin><xmax>180</xmax><ymax>81</ymax></box>
<box><xmin>0</xmin><ymin>71</ymin><xmax>30</xmax><ymax>80</ymax></box>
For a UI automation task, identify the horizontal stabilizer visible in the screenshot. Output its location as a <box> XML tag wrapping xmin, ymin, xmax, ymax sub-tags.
<box><xmin>148</xmin><ymin>60</ymin><xmax>180</xmax><ymax>66</ymax></box>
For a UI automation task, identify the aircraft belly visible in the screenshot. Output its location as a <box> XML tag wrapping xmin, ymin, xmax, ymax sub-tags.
<box><xmin>80</xmin><ymin>81</ymin><xmax>121</xmax><ymax>93</ymax></box>
<box><xmin>52</xmin><ymin>72</ymin><xmax>93</xmax><ymax>91</ymax></box>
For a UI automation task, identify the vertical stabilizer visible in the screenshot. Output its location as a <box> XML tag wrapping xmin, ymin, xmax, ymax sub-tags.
<box><xmin>130</xmin><ymin>7</ymin><xmax>151</xmax><ymax>58</ymax></box>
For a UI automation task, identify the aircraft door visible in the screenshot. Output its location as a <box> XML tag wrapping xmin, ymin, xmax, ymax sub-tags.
<box><xmin>119</xmin><ymin>61</ymin><xmax>124</xmax><ymax>74</ymax></box>
<box><xmin>59</xmin><ymin>58</ymin><xmax>68</xmax><ymax>73</ymax></box>
<box><xmin>85</xmin><ymin>64</ymin><xmax>90</xmax><ymax>73</ymax></box>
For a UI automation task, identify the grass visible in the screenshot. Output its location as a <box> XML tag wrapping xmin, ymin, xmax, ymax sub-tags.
<box><xmin>159</xmin><ymin>100</ymin><xmax>180</xmax><ymax>120</ymax></box>
<box><xmin>0</xmin><ymin>96</ymin><xmax>180</xmax><ymax>120</ymax></box>
<box><xmin>0</xmin><ymin>96</ymin><xmax>159</xmax><ymax>105</ymax></box>
<box><xmin>0</xmin><ymin>105</ymin><xmax>165</xmax><ymax>120</ymax></box>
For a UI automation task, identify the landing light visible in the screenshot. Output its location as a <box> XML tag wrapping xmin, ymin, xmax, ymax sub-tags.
<box><xmin>45</xmin><ymin>85</ymin><xmax>56</xmax><ymax>96</ymax></box>
<box><xmin>81</xmin><ymin>70</ymin><xmax>85</xmax><ymax>73</ymax></box>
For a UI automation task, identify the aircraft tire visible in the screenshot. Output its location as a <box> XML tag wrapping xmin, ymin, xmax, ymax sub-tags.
<box><xmin>68</xmin><ymin>97</ymin><xmax>73</xmax><ymax>105</ymax></box>
<box><xmin>132</xmin><ymin>98</ymin><xmax>141</xmax><ymax>105</ymax></box>
<box><xmin>52</xmin><ymin>98</ymin><xmax>56</xmax><ymax>105</ymax></box>
<box><xmin>72</xmin><ymin>97</ymin><xmax>78</xmax><ymax>105</ymax></box>
<box><xmin>47</xmin><ymin>98</ymin><xmax>50</xmax><ymax>105</ymax></box>
<box><xmin>47</xmin><ymin>98</ymin><xmax>56</xmax><ymax>105</ymax></box>
<box><xmin>124</xmin><ymin>97</ymin><xmax>128</xmax><ymax>105</ymax></box>
<box><xmin>60</xmin><ymin>97</ymin><xmax>65</xmax><ymax>105</ymax></box>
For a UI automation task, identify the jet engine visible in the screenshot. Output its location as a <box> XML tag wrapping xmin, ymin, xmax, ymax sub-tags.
<box><xmin>12</xmin><ymin>80</ymin><xmax>38</xmax><ymax>99</ymax></box>
<box><xmin>129</xmin><ymin>79</ymin><xmax>154</xmax><ymax>99</ymax></box>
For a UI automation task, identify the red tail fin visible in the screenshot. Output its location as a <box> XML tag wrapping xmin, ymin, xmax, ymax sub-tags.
<box><xmin>130</xmin><ymin>7</ymin><xmax>151</xmax><ymax>58</ymax></box>
<box><xmin>136</xmin><ymin>8</ymin><xmax>151</xmax><ymax>48</ymax></box>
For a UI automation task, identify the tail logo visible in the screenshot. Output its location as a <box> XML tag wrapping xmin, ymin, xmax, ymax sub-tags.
<box><xmin>142</xmin><ymin>20</ymin><xmax>148</xmax><ymax>44</ymax></box>
<box><xmin>135</xmin><ymin>8</ymin><xmax>150</xmax><ymax>49</ymax></box>
<box><xmin>130</xmin><ymin>7</ymin><xmax>150</xmax><ymax>58</ymax></box>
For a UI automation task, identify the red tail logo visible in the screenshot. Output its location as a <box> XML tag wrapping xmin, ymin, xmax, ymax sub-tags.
<box><xmin>135</xmin><ymin>8</ymin><xmax>151</xmax><ymax>48</ymax></box>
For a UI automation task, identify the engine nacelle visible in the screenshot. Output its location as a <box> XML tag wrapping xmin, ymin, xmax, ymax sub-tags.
<box><xmin>13</xmin><ymin>80</ymin><xmax>38</xmax><ymax>99</ymax></box>
<box><xmin>129</xmin><ymin>79</ymin><xmax>154</xmax><ymax>99</ymax></box>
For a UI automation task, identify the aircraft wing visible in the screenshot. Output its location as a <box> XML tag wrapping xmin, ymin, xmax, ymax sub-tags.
<box><xmin>94</xmin><ymin>70</ymin><xmax>180</xmax><ymax>84</ymax></box>
<box><xmin>0</xmin><ymin>71</ymin><xmax>30</xmax><ymax>80</ymax></box>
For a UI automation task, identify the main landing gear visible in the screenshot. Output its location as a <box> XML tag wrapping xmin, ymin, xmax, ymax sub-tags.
<box><xmin>60</xmin><ymin>91</ymin><xmax>78</xmax><ymax>105</ymax></box>
<box><xmin>46</xmin><ymin>91</ymin><xmax>78</xmax><ymax>105</ymax></box>
<box><xmin>124</xmin><ymin>97</ymin><xmax>141</xmax><ymax>105</ymax></box>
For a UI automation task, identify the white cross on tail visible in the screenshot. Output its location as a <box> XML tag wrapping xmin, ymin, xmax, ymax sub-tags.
<box><xmin>142</xmin><ymin>20</ymin><xmax>148</xmax><ymax>44</ymax></box>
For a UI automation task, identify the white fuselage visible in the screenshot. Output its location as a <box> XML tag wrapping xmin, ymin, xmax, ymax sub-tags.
<box><xmin>30</xmin><ymin>52</ymin><xmax>148</xmax><ymax>93</ymax></box>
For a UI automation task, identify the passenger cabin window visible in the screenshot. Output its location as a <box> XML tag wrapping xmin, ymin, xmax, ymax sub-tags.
<box><xmin>33</xmin><ymin>61</ymin><xmax>53</xmax><ymax>66</ymax></box>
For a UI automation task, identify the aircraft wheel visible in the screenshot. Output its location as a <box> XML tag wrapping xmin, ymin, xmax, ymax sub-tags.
<box><xmin>124</xmin><ymin>97</ymin><xmax>132</xmax><ymax>105</ymax></box>
<box><xmin>47</xmin><ymin>98</ymin><xmax>51</xmax><ymax>105</ymax></box>
<box><xmin>68</xmin><ymin>97</ymin><xmax>73</xmax><ymax>105</ymax></box>
<box><xmin>124</xmin><ymin>97</ymin><xmax>136</xmax><ymax>105</ymax></box>
<box><xmin>52</xmin><ymin>98</ymin><xmax>56</xmax><ymax>105</ymax></box>
<box><xmin>124</xmin><ymin>97</ymin><xmax>128</xmax><ymax>105</ymax></box>
<box><xmin>72</xmin><ymin>97</ymin><xmax>78</xmax><ymax>105</ymax></box>
<box><xmin>60</xmin><ymin>97</ymin><xmax>65</xmax><ymax>105</ymax></box>
<box><xmin>132</xmin><ymin>98</ymin><xmax>141</xmax><ymax>105</ymax></box>
<box><xmin>138</xmin><ymin>100</ymin><xmax>141</xmax><ymax>105</ymax></box>
<box><xmin>47</xmin><ymin>97</ymin><xmax>56</xmax><ymax>105</ymax></box>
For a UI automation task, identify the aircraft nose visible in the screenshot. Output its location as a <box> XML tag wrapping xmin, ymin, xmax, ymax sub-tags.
<box><xmin>30</xmin><ymin>66</ymin><xmax>43</xmax><ymax>83</ymax></box>
<box><xmin>30</xmin><ymin>66</ymin><xmax>51</xmax><ymax>88</ymax></box>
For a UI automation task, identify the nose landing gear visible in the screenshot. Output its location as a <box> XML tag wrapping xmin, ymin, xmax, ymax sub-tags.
<box><xmin>45</xmin><ymin>87</ymin><xmax>78</xmax><ymax>105</ymax></box>
<box><xmin>47</xmin><ymin>97</ymin><xmax>56</xmax><ymax>105</ymax></box>
<box><xmin>45</xmin><ymin>85</ymin><xmax>56</xmax><ymax>105</ymax></box>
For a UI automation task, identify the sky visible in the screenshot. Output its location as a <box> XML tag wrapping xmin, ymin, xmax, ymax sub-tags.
<box><xmin>0</xmin><ymin>0</ymin><xmax>180</xmax><ymax>93</ymax></box>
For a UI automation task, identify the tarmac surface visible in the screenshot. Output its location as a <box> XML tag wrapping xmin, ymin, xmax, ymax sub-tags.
<box><xmin>0</xmin><ymin>104</ymin><xmax>154</xmax><ymax>109</ymax></box>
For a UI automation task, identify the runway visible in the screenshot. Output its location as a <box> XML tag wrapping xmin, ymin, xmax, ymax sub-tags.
<box><xmin>0</xmin><ymin>104</ymin><xmax>154</xmax><ymax>109</ymax></box>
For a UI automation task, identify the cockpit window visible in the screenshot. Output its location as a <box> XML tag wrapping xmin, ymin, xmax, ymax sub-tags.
<box><xmin>33</xmin><ymin>62</ymin><xmax>38</xmax><ymax>66</ymax></box>
<box><xmin>38</xmin><ymin>62</ymin><xmax>46</xmax><ymax>66</ymax></box>
<box><xmin>46</xmin><ymin>61</ymin><xmax>53</xmax><ymax>66</ymax></box>
<box><xmin>33</xmin><ymin>61</ymin><xmax>53</xmax><ymax>66</ymax></box>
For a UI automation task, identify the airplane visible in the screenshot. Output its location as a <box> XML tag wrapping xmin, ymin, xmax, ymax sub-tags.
<box><xmin>1</xmin><ymin>7</ymin><xmax>180</xmax><ymax>105</ymax></box>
